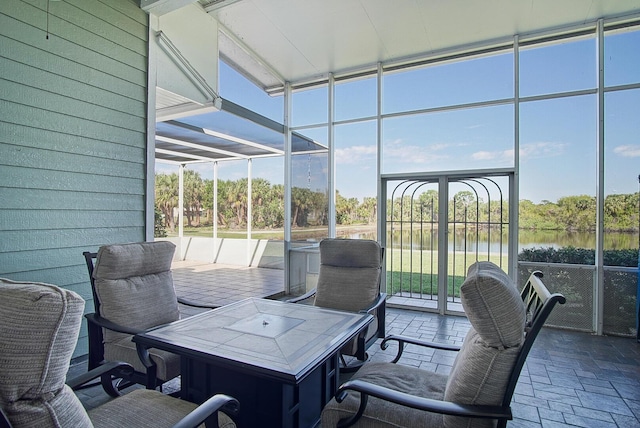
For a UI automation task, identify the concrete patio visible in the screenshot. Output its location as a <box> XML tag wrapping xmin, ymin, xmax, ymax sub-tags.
<box><xmin>70</xmin><ymin>263</ymin><xmax>640</xmax><ymax>427</ymax></box>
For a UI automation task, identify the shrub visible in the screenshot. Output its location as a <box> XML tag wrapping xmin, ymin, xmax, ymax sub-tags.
<box><xmin>519</xmin><ymin>246</ymin><xmax>638</xmax><ymax>267</ymax></box>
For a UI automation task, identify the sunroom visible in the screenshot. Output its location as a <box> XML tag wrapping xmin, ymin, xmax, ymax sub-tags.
<box><xmin>2</xmin><ymin>0</ymin><xmax>640</xmax><ymax>426</ymax></box>
<box><xmin>146</xmin><ymin>0</ymin><xmax>640</xmax><ymax>338</ymax></box>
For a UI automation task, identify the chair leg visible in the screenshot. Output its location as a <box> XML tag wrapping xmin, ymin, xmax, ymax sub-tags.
<box><xmin>340</xmin><ymin>353</ymin><xmax>369</xmax><ymax>373</ymax></box>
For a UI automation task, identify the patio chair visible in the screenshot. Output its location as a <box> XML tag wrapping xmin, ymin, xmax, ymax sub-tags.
<box><xmin>289</xmin><ymin>238</ymin><xmax>386</xmax><ymax>371</ymax></box>
<box><xmin>321</xmin><ymin>261</ymin><xmax>566</xmax><ymax>428</ymax></box>
<box><xmin>82</xmin><ymin>241</ymin><xmax>217</xmax><ymax>397</ymax></box>
<box><xmin>0</xmin><ymin>277</ymin><xmax>238</xmax><ymax>428</ymax></box>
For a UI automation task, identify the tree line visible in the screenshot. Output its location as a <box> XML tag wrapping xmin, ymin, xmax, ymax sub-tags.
<box><xmin>156</xmin><ymin>171</ymin><xmax>366</xmax><ymax>231</ymax></box>
<box><xmin>155</xmin><ymin>171</ymin><xmax>639</xmax><ymax>233</ymax></box>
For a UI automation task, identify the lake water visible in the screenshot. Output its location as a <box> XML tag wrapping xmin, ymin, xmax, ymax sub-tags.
<box><xmin>337</xmin><ymin>227</ymin><xmax>639</xmax><ymax>251</ymax></box>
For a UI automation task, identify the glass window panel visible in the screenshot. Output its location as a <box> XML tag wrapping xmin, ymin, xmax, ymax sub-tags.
<box><xmin>383</xmin><ymin>52</ymin><xmax>513</xmax><ymax>114</ymax></box>
<box><xmin>518</xmin><ymin>95</ymin><xmax>596</xmax><ymax>253</ymax></box>
<box><xmin>381</xmin><ymin>104</ymin><xmax>514</xmax><ymax>174</ymax></box>
<box><xmin>335</xmin><ymin>121</ymin><xmax>377</xmax><ymax>240</ymax></box>
<box><xmin>180</xmin><ymin>165</ymin><xmax>210</xmax><ymax>236</ymax></box>
<box><xmin>251</xmin><ymin>157</ymin><xmax>284</xmax><ymax>239</ymax></box>
<box><xmin>291</xmin><ymin>127</ymin><xmax>328</xmax><ymax>241</ymax></box>
<box><xmin>604</xmin><ymin>89</ymin><xmax>640</xmax><ymax>251</ymax></box>
<box><xmin>335</xmin><ymin>76</ymin><xmax>377</xmax><ymax>121</ymax></box>
<box><xmin>604</xmin><ymin>27</ymin><xmax>640</xmax><ymax>87</ymax></box>
<box><xmin>217</xmin><ymin>160</ymin><xmax>249</xmax><ymax>234</ymax></box>
<box><xmin>519</xmin><ymin>37</ymin><xmax>596</xmax><ymax>97</ymax></box>
<box><xmin>219</xmin><ymin>61</ymin><xmax>283</xmax><ymax>123</ymax></box>
<box><xmin>292</xmin><ymin>85</ymin><xmax>328</xmax><ymax>127</ymax></box>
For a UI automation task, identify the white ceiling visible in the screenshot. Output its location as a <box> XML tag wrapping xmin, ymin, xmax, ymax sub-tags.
<box><xmin>197</xmin><ymin>0</ymin><xmax>640</xmax><ymax>93</ymax></box>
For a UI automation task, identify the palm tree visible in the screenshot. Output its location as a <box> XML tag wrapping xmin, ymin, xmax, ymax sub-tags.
<box><xmin>155</xmin><ymin>173</ymin><xmax>178</xmax><ymax>232</ymax></box>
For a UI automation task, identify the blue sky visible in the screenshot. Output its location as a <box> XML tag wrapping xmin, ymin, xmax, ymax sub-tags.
<box><xmin>157</xmin><ymin>29</ymin><xmax>639</xmax><ymax>204</ymax></box>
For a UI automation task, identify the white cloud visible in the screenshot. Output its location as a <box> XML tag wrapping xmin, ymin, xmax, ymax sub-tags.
<box><xmin>613</xmin><ymin>145</ymin><xmax>640</xmax><ymax>157</ymax></box>
<box><xmin>335</xmin><ymin>145</ymin><xmax>377</xmax><ymax>164</ymax></box>
<box><xmin>519</xmin><ymin>142</ymin><xmax>567</xmax><ymax>160</ymax></box>
<box><xmin>472</xmin><ymin>149</ymin><xmax>513</xmax><ymax>162</ymax></box>
<box><xmin>383</xmin><ymin>139</ymin><xmax>450</xmax><ymax>164</ymax></box>
<box><xmin>472</xmin><ymin>151</ymin><xmax>496</xmax><ymax>160</ymax></box>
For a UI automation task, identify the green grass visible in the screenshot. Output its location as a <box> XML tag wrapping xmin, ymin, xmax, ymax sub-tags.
<box><xmin>385</xmin><ymin>249</ymin><xmax>508</xmax><ymax>297</ymax></box>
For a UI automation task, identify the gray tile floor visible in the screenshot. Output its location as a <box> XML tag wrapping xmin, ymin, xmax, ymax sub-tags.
<box><xmin>70</xmin><ymin>262</ymin><xmax>640</xmax><ymax>427</ymax></box>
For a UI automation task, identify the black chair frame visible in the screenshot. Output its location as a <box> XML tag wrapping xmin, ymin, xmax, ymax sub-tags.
<box><xmin>334</xmin><ymin>271</ymin><xmax>566</xmax><ymax>428</ymax></box>
<box><xmin>288</xmin><ymin>246</ymin><xmax>386</xmax><ymax>372</ymax></box>
<box><xmin>1</xmin><ymin>361</ymin><xmax>239</xmax><ymax>428</ymax></box>
<box><xmin>82</xmin><ymin>251</ymin><xmax>218</xmax><ymax>397</ymax></box>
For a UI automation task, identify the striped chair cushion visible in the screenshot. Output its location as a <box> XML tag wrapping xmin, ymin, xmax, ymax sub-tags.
<box><xmin>93</xmin><ymin>242</ymin><xmax>180</xmax><ymax>345</ymax></box>
<box><xmin>0</xmin><ymin>278</ymin><xmax>93</xmax><ymax>428</ymax></box>
<box><xmin>314</xmin><ymin>238</ymin><xmax>381</xmax><ymax>314</ymax></box>
<box><xmin>442</xmin><ymin>261</ymin><xmax>526</xmax><ymax>428</ymax></box>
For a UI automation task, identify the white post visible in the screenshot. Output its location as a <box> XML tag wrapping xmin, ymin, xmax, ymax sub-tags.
<box><xmin>213</xmin><ymin>161</ymin><xmax>218</xmax><ymax>261</ymax></box>
<box><xmin>247</xmin><ymin>158</ymin><xmax>252</xmax><ymax>266</ymax></box>
<box><xmin>178</xmin><ymin>163</ymin><xmax>185</xmax><ymax>259</ymax></box>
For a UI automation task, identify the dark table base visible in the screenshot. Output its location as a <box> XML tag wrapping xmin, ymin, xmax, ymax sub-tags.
<box><xmin>181</xmin><ymin>353</ymin><xmax>340</xmax><ymax>428</ymax></box>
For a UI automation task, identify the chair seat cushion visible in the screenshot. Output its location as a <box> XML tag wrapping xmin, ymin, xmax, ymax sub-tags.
<box><xmin>322</xmin><ymin>362</ymin><xmax>447</xmax><ymax>427</ymax></box>
<box><xmin>104</xmin><ymin>336</ymin><xmax>181</xmax><ymax>382</ymax></box>
<box><xmin>88</xmin><ymin>389</ymin><xmax>235</xmax><ymax>428</ymax></box>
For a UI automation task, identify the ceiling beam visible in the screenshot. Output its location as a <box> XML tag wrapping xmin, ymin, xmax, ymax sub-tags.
<box><xmin>140</xmin><ymin>0</ymin><xmax>196</xmax><ymax>15</ymax></box>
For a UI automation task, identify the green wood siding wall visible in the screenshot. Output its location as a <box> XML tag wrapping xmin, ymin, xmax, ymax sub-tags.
<box><xmin>0</xmin><ymin>0</ymin><xmax>149</xmax><ymax>358</ymax></box>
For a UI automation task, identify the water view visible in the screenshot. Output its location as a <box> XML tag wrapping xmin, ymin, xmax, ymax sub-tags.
<box><xmin>339</xmin><ymin>227</ymin><xmax>639</xmax><ymax>252</ymax></box>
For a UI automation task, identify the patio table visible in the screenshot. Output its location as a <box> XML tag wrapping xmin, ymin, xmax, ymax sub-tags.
<box><xmin>133</xmin><ymin>297</ymin><xmax>373</xmax><ymax>428</ymax></box>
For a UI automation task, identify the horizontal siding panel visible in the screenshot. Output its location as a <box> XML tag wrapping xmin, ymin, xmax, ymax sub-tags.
<box><xmin>1</xmin><ymin>0</ymin><xmax>148</xmax><ymax>359</ymax></box>
<box><xmin>69</xmin><ymin>0</ymin><xmax>148</xmax><ymax>38</ymax></box>
<box><xmin>4</xmin><ymin>1</ymin><xmax>147</xmax><ymax>72</ymax></box>
<box><xmin>1</xmin><ymin>102</ymin><xmax>145</xmax><ymax>148</ymax></box>
<box><xmin>1</xmin><ymin>55</ymin><xmax>145</xmax><ymax>117</ymax></box>
<box><xmin>0</xmin><ymin>35</ymin><xmax>145</xmax><ymax>103</ymax></box>
<box><xmin>2</xmin><ymin>79</ymin><xmax>145</xmax><ymax>133</ymax></box>
<box><xmin>95</xmin><ymin>0</ymin><xmax>148</xmax><ymax>27</ymax></box>
<box><xmin>0</xmin><ymin>188</ymin><xmax>144</xmax><ymax>211</ymax></box>
<box><xmin>0</xmin><ymin>234</ymin><xmax>144</xmax><ymax>278</ymax></box>
<box><xmin>0</xmin><ymin>165</ymin><xmax>144</xmax><ymax>194</ymax></box>
<box><xmin>0</xmin><ymin>209</ymin><xmax>144</xmax><ymax>231</ymax></box>
<box><xmin>0</xmin><ymin>123</ymin><xmax>144</xmax><ymax>164</ymax></box>
<box><xmin>34</xmin><ymin>0</ymin><xmax>148</xmax><ymax>53</ymax></box>
<box><xmin>0</xmin><ymin>12</ymin><xmax>146</xmax><ymax>87</ymax></box>
<box><xmin>5</xmin><ymin>265</ymin><xmax>93</xmax><ymax>296</ymax></box>
<box><xmin>0</xmin><ymin>143</ymin><xmax>144</xmax><ymax>180</ymax></box>
<box><xmin>0</xmin><ymin>226</ymin><xmax>144</xmax><ymax>253</ymax></box>
<box><xmin>73</xmin><ymin>337</ymin><xmax>88</xmax><ymax>359</ymax></box>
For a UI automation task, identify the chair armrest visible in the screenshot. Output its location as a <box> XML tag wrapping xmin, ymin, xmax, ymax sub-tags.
<box><xmin>286</xmin><ymin>288</ymin><xmax>317</xmax><ymax>304</ymax></box>
<box><xmin>85</xmin><ymin>313</ymin><xmax>144</xmax><ymax>336</ymax></box>
<box><xmin>359</xmin><ymin>293</ymin><xmax>386</xmax><ymax>315</ymax></box>
<box><xmin>172</xmin><ymin>394</ymin><xmax>240</xmax><ymax>428</ymax></box>
<box><xmin>67</xmin><ymin>361</ymin><xmax>135</xmax><ymax>391</ymax></box>
<box><xmin>177</xmin><ymin>297</ymin><xmax>219</xmax><ymax>309</ymax></box>
<box><xmin>381</xmin><ymin>334</ymin><xmax>461</xmax><ymax>363</ymax></box>
<box><xmin>334</xmin><ymin>379</ymin><xmax>511</xmax><ymax>428</ymax></box>
<box><xmin>1</xmin><ymin>408</ymin><xmax>12</xmax><ymax>428</ymax></box>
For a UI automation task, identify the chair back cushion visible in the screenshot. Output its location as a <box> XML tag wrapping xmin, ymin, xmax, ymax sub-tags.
<box><xmin>0</xmin><ymin>278</ymin><xmax>93</xmax><ymax>427</ymax></box>
<box><xmin>443</xmin><ymin>261</ymin><xmax>526</xmax><ymax>428</ymax></box>
<box><xmin>92</xmin><ymin>241</ymin><xmax>180</xmax><ymax>344</ymax></box>
<box><xmin>314</xmin><ymin>238</ymin><xmax>381</xmax><ymax>313</ymax></box>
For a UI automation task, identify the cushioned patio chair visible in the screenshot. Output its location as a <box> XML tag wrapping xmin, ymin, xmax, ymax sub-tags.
<box><xmin>0</xmin><ymin>277</ymin><xmax>238</xmax><ymax>428</ymax></box>
<box><xmin>321</xmin><ymin>261</ymin><xmax>566</xmax><ymax>428</ymax></box>
<box><xmin>82</xmin><ymin>241</ymin><xmax>217</xmax><ymax>397</ymax></box>
<box><xmin>289</xmin><ymin>238</ymin><xmax>386</xmax><ymax>371</ymax></box>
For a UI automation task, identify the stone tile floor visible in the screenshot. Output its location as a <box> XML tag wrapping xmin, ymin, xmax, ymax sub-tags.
<box><xmin>69</xmin><ymin>262</ymin><xmax>640</xmax><ymax>427</ymax></box>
